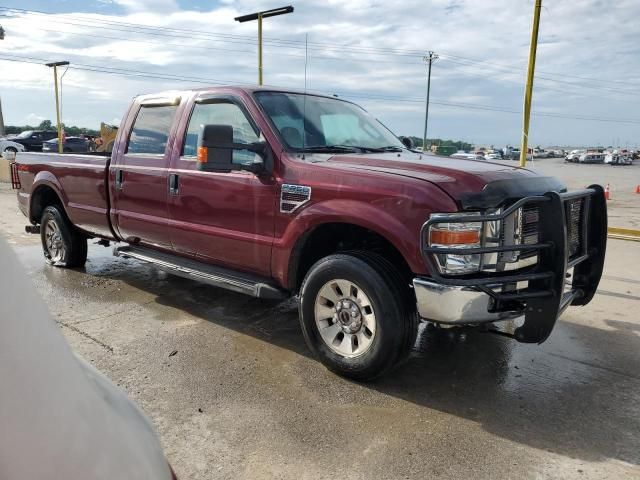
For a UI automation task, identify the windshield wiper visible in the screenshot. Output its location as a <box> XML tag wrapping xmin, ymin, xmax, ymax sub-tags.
<box><xmin>342</xmin><ymin>145</ymin><xmax>404</xmax><ymax>153</ymax></box>
<box><xmin>298</xmin><ymin>145</ymin><xmax>404</xmax><ymax>154</ymax></box>
<box><xmin>298</xmin><ymin>145</ymin><xmax>361</xmax><ymax>153</ymax></box>
<box><xmin>375</xmin><ymin>146</ymin><xmax>404</xmax><ymax>152</ymax></box>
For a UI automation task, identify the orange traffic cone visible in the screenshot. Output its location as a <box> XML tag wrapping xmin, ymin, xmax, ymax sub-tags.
<box><xmin>635</xmin><ymin>185</ymin><xmax>640</xmax><ymax>194</ymax></box>
<box><xmin>604</xmin><ymin>184</ymin><xmax>611</xmax><ymax>200</ymax></box>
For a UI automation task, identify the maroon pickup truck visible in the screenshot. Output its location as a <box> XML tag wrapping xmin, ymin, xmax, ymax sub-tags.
<box><xmin>11</xmin><ymin>86</ymin><xmax>607</xmax><ymax>380</ymax></box>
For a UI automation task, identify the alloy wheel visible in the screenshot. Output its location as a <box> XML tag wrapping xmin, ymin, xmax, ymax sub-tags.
<box><xmin>314</xmin><ymin>279</ymin><xmax>376</xmax><ymax>357</ymax></box>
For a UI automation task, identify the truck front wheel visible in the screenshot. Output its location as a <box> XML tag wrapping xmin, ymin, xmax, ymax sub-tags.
<box><xmin>40</xmin><ymin>205</ymin><xmax>87</xmax><ymax>268</ymax></box>
<box><xmin>299</xmin><ymin>253</ymin><xmax>417</xmax><ymax>380</ymax></box>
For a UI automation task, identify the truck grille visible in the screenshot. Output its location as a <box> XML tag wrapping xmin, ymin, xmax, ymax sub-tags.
<box><xmin>498</xmin><ymin>204</ymin><xmax>539</xmax><ymax>264</ymax></box>
<box><xmin>520</xmin><ymin>205</ymin><xmax>539</xmax><ymax>259</ymax></box>
<box><xmin>566</xmin><ymin>198</ymin><xmax>585</xmax><ymax>260</ymax></box>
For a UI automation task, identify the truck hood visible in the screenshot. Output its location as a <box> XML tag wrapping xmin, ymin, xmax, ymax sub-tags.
<box><xmin>321</xmin><ymin>151</ymin><xmax>540</xmax><ymax>202</ymax></box>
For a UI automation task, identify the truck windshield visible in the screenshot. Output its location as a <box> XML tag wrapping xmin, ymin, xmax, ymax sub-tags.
<box><xmin>255</xmin><ymin>91</ymin><xmax>404</xmax><ymax>153</ymax></box>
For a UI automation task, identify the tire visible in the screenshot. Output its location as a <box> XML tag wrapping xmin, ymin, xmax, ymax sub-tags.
<box><xmin>5</xmin><ymin>147</ymin><xmax>17</xmax><ymax>153</ymax></box>
<box><xmin>299</xmin><ymin>252</ymin><xmax>417</xmax><ymax>381</ymax></box>
<box><xmin>40</xmin><ymin>205</ymin><xmax>87</xmax><ymax>268</ymax></box>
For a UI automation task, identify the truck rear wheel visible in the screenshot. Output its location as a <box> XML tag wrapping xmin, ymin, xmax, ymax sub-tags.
<box><xmin>299</xmin><ymin>252</ymin><xmax>417</xmax><ymax>380</ymax></box>
<box><xmin>40</xmin><ymin>205</ymin><xmax>87</xmax><ymax>268</ymax></box>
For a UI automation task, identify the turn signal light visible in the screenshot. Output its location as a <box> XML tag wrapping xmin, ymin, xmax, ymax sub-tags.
<box><xmin>197</xmin><ymin>146</ymin><xmax>208</xmax><ymax>162</ymax></box>
<box><xmin>428</xmin><ymin>212</ymin><xmax>483</xmax><ymax>274</ymax></box>
<box><xmin>429</xmin><ymin>229</ymin><xmax>480</xmax><ymax>245</ymax></box>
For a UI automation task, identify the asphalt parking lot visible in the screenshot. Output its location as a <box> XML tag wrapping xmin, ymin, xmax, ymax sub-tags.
<box><xmin>495</xmin><ymin>156</ymin><xmax>640</xmax><ymax>228</ymax></box>
<box><xmin>1</xmin><ymin>175</ymin><xmax>639</xmax><ymax>479</ymax></box>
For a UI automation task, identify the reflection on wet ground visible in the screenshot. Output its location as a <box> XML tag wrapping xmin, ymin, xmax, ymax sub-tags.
<box><xmin>14</xmin><ymin>243</ymin><xmax>640</xmax><ymax>477</ymax></box>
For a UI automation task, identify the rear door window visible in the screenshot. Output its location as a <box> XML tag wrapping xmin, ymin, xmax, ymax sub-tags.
<box><xmin>127</xmin><ymin>105</ymin><xmax>178</xmax><ymax>154</ymax></box>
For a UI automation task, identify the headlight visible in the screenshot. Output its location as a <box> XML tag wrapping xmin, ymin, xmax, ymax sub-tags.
<box><xmin>428</xmin><ymin>212</ymin><xmax>483</xmax><ymax>275</ymax></box>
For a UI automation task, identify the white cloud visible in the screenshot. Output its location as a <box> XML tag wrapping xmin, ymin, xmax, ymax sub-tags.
<box><xmin>111</xmin><ymin>0</ymin><xmax>178</xmax><ymax>13</ymax></box>
<box><xmin>25</xmin><ymin>113</ymin><xmax>46</xmax><ymax>124</ymax></box>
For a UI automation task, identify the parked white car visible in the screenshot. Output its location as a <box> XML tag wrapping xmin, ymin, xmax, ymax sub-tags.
<box><xmin>484</xmin><ymin>153</ymin><xmax>502</xmax><ymax>160</ymax></box>
<box><xmin>604</xmin><ymin>152</ymin><xmax>633</xmax><ymax>165</ymax></box>
<box><xmin>450</xmin><ymin>152</ymin><xmax>486</xmax><ymax>161</ymax></box>
<box><xmin>565</xmin><ymin>150</ymin><xmax>583</xmax><ymax>162</ymax></box>
<box><xmin>0</xmin><ymin>139</ymin><xmax>26</xmax><ymax>156</ymax></box>
<box><xmin>578</xmin><ymin>152</ymin><xmax>605</xmax><ymax>164</ymax></box>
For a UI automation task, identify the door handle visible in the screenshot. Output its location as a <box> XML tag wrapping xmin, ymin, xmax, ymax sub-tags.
<box><xmin>169</xmin><ymin>173</ymin><xmax>179</xmax><ymax>195</ymax></box>
<box><xmin>115</xmin><ymin>169</ymin><xmax>124</xmax><ymax>190</ymax></box>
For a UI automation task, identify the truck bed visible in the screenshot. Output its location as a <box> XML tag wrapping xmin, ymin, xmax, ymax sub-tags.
<box><xmin>15</xmin><ymin>151</ymin><xmax>114</xmax><ymax>239</ymax></box>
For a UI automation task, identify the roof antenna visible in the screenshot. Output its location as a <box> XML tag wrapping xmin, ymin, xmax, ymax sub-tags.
<box><xmin>301</xmin><ymin>32</ymin><xmax>308</xmax><ymax>160</ymax></box>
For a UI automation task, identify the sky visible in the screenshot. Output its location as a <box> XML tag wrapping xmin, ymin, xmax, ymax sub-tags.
<box><xmin>0</xmin><ymin>0</ymin><xmax>639</xmax><ymax>147</ymax></box>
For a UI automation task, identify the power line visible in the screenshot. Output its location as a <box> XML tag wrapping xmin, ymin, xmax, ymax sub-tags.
<box><xmin>6</xmin><ymin>22</ymin><xmax>635</xmax><ymax>105</ymax></box>
<box><xmin>437</xmin><ymin>57</ymin><xmax>640</xmax><ymax>102</ymax></box>
<box><xmin>25</xmin><ymin>25</ymin><xmax>426</xmax><ymax>66</ymax></box>
<box><xmin>0</xmin><ymin>7</ymin><xmax>425</xmax><ymax>57</ymax></box>
<box><xmin>441</xmin><ymin>55</ymin><xmax>640</xmax><ymax>95</ymax></box>
<box><xmin>9</xmin><ymin>20</ymin><xmax>635</xmax><ymax>101</ymax></box>
<box><xmin>441</xmin><ymin>52</ymin><xmax>640</xmax><ymax>88</ymax></box>
<box><xmin>5</xmin><ymin>15</ymin><xmax>638</xmax><ymax>100</ymax></box>
<box><xmin>4</xmin><ymin>4</ymin><xmax>639</xmax><ymax>89</ymax></box>
<box><xmin>2</xmin><ymin>54</ymin><xmax>639</xmax><ymax>126</ymax></box>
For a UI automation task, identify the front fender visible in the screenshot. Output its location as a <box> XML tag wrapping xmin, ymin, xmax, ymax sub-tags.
<box><xmin>271</xmin><ymin>199</ymin><xmax>425</xmax><ymax>288</ymax></box>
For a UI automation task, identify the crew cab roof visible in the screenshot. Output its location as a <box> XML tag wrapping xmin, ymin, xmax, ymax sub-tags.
<box><xmin>133</xmin><ymin>85</ymin><xmax>348</xmax><ymax>103</ymax></box>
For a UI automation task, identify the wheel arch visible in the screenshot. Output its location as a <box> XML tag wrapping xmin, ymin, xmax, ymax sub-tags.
<box><xmin>29</xmin><ymin>177</ymin><xmax>68</xmax><ymax>224</ymax></box>
<box><xmin>283</xmin><ymin>213</ymin><xmax>418</xmax><ymax>293</ymax></box>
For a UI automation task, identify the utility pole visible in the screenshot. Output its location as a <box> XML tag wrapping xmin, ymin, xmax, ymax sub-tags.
<box><xmin>234</xmin><ymin>6</ymin><xmax>294</xmax><ymax>86</ymax></box>
<box><xmin>0</xmin><ymin>25</ymin><xmax>5</xmax><ymax>137</ymax></box>
<box><xmin>45</xmin><ymin>61</ymin><xmax>69</xmax><ymax>154</ymax></box>
<box><xmin>519</xmin><ymin>0</ymin><xmax>542</xmax><ymax>168</ymax></box>
<box><xmin>422</xmin><ymin>51</ymin><xmax>438</xmax><ymax>152</ymax></box>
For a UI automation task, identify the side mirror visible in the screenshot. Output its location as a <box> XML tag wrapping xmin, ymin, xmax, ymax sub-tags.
<box><xmin>197</xmin><ymin>124</ymin><xmax>267</xmax><ymax>173</ymax></box>
<box><xmin>399</xmin><ymin>136</ymin><xmax>413</xmax><ymax>149</ymax></box>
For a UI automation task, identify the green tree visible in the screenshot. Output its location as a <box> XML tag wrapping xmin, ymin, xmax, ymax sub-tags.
<box><xmin>38</xmin><ymin>120</ymin><xmax>53</xmax><ymax>130</ymax></box>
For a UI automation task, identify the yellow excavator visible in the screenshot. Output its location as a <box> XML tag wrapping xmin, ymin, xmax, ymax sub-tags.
<box><xmin>96</xmin><ymin>122</ymin><xmax>118</xmax><ymax>152</ymax></box>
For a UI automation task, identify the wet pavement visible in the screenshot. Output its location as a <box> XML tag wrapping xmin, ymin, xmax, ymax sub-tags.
<box><xmin>495</xmin><ymin>157</ymin><xmax>640</xmax><ymax>229</ymax></box>
<box><xmin>1</xmin><ymin>184</ymin><xmax>639</xmax><ymax>479</ymax></box>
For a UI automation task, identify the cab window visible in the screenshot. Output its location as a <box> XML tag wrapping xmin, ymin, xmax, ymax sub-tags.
<box><xmin>182</xmin><ymin>101</ymin><xmax>259</xmax><ymax>165</ymax></box>
<box><xmin>126</xmin><ymin>105</ymin><xmax>178</xmax><ymax>154</ymax></box>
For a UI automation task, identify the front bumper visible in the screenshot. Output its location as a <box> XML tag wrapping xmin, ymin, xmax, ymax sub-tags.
<box><xmin>413</xmin><ymin>278</ymin><xmax>521</xmax><ymax>324</ymax></box>
<box><xmin>415</xmin><ymin>185</ymin><xmax>607</xmax><ymax>343</ymax></box>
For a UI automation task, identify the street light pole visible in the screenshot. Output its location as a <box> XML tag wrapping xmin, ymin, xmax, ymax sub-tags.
<box><xmin>258</xmin><ymin>13</ymin><xmax>263</xmax><ymax>85</ymax></box>
<box><xmin>46</xmin><ymin>61</ymin><xmax>69</xmax><ymax>154</ymax></box>
<box><xmin>234</xmin><ymin>6</ymin><xmax>294</xmax><ymax>86</ymax></box>
<box><xmin>422</xmin><ymin>51</ymin><xmax>438</xmax><ymax>152</ymax></box>
<box><xmin>519</xmin><ymin>0</ymin><xmax>542</xmax><ymax>168</ymax></box>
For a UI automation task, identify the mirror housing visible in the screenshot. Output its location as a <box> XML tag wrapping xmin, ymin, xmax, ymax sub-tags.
<box><xmin>197</xmin><ymin>124</ymin><xmax>267</xmax><ymax>173</ymax></box>
<box><xmin>399</xmin><ymin>136</ymin><xmax>414</xmax><ymax>149</ymax></box>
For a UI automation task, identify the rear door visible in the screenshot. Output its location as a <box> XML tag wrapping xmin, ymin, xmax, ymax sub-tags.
<box><xmin>109</xmin><ymin>97</ymin><xmax>180</xmax><ymax>250</ymax></box>
<box><xmin>166</xmin><ymin>94</ymin><xmax>277</xmax><ymax>276</ymax></box>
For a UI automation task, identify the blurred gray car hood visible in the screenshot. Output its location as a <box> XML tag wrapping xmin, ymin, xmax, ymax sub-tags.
<box><xmin>0</xmin><ymin>237</ymin><xmax>173</xmax><ymax>480</ymax></box>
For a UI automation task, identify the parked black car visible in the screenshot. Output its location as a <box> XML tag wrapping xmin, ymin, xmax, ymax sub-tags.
<box><xmin>12</xmin><ymin>130</ymin><xmax>58</xmax><ymax>151</ymax></box>
<box><xmin>42</xmin><ymin>136</ymin><xmax>90</xmax><ymax>153</ymax></box>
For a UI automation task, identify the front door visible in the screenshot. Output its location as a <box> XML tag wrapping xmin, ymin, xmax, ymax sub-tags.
<box><xmin>110</xmin><ymin>101</ymin><xmax>178</xmax><ymax>251</ymax></box>
<box><xmin>167</xmin><ymin>96</ymin><xmax>277</xmax><ymax>277</ymax></box>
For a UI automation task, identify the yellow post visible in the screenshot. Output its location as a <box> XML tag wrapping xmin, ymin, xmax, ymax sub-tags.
<box><xmin>52</xmin><ymin>65</ymin><xmax>63</xmax><ymax>154</ymax></box>
<box><xmin>258</xmin><ymin>13</ymin><xmax>263</xmax><ymax>86</ymax></box>
<box><xmin>520</xmin><ymin>0</ymin><xmax>542</xmax><ymax>168</ymax></box>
